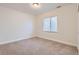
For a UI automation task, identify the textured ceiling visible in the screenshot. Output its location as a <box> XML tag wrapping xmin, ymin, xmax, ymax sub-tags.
<box><xmin>0</xmin><ymin>3</ymin><xmax>74</xmax><ymax>15</ymax></box>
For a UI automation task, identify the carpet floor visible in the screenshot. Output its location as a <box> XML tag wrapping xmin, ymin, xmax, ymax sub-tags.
<box><xmin>0</xmin><ymin>37</ymin><xmax>78</xmax><ymax>55</ymax></box>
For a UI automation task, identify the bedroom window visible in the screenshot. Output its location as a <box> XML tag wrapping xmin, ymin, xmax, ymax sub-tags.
<box><xmin>43</xmin><ymin>16</ymin><xmax>57</xmax><ymax>32</ymax></box>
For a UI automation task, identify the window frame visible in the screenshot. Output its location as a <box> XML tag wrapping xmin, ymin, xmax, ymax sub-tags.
<box><xmin>42</xmin><ymin>16</ymin><xmax>57</xmax><ymax>33</ymax></box>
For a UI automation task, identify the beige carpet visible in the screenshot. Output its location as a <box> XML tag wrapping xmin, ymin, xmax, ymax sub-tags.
<box><xmin>0</xmin><ymin>37</ymin><xmax>78</xmax><ymax>55</ymax></box>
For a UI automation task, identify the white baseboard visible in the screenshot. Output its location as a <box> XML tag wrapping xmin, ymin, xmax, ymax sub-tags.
<box><xmin>0</xmin><ymin>35</ymin><xmax>77</xmax><ymax>47</ymax></box>
<box><xmin>37</xmin><ymin>36</ymin><xmax>77</xmax><ymax>47</ymax></box>
<box><xmin>0</xmin><ymin>36</ymin><xmax>34</xmax><ymax>45</ymax></box>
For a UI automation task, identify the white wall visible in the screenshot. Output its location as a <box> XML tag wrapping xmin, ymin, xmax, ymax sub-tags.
<box><xmin>0</xmin><ymin>5</ymin><xmax>77</xmax><ymax>46</ymax></box>
<box><xmin>78</xmin><ymin>12</ymin><xmax>79</xmax><ymax>50</ymax></box>
<box><xmin>35</xmin><ymin>5</ymin><xmax>77</xmax><ymax>46</ymax></box>
<box><xmin>0</xmin><ymin>6</ymin><xmax>35</xmax><ymax>44</ymax></box>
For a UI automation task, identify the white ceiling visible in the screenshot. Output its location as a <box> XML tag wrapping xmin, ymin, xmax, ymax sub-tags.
<box><xmin>0</xmin><ymin>3</ymin><xmax>74</xmax><ymax>15</ymax></box>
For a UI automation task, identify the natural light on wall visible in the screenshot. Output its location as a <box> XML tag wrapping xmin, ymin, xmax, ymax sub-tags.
<box><xmin>43</xmin><ymin>16</ymin><xmax>57</xmax><ymax>32</ymax></box>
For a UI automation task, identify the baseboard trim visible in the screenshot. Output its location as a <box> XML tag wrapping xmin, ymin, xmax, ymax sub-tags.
<box><xmin>37</xmin><ymin>36</ymin><xmax>77</xmax><ymax>47</ymax></box>
<box><xmin>0</xmin><ymin>36</ymin><xmax>34</xmax><ymax>45</ymax></box>
<box><xmin>0</xmin><ymin>36</ymin><xmax>77</xmax><ymax>47</ymax></box>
